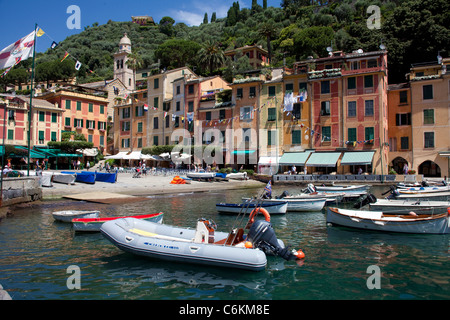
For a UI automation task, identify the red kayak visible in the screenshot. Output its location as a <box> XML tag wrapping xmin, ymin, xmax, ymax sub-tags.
<box><xmin>72</xmin><ymin>212</ymin><xmax>164</xmax><ymax>232</ymax></box>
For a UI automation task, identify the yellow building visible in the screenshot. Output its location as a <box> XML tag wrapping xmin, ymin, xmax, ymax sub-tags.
<box><xmin>409</xmin><ymin>58</ymin><xmax>450</xmax><ymax>177</ymax></box>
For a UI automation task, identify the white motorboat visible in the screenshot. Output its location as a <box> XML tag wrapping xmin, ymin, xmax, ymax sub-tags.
<box><xmin>216</xmin><ymin>201</ymin><xmax>288</xmax><ymax>215</ymax></box>
<box><xmin>326</xmin><ymin>207</ymin><xmax>450</xmax><ymax>234</ymax></box>
<box><xmin>313</xmin><ymin>184</ymin><xmax>370</xmax><ymax>193</ymax></box>
<box><xmin>227</xmin><ymin>172</ymin><xmax>248</xmax><ymax>180</ymax></box>
<box><xmin>242</xmin><ymin>197</ymin><xmax>326</xmax><ymax>212</ymax></box>
<box><xmin>368</xmin><ymin>199</ymin><xmax>450</xmax><ymax>215</ymax></box>
<box><xmin>186</xmin><ymin>172</ymin><xmax>216</xmax><ymax>180</ymax></box>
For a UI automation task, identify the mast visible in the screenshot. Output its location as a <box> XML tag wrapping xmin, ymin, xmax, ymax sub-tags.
<box><xmin>26</xmin><ymin>24</ymin><xmax>38</xmax><ymax>176</ymax></box>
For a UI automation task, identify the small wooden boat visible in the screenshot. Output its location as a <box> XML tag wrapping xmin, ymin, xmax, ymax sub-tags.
<box><xmin>52</xmin><ymin>210</ymin><xmax>100</xmax><ymax>223</ymax></box>
<box><xmin>389</xmin><ymin>189</ymin><xmax>450</xmax><ymax>201</ymax></box>
<box><xmin>395</xmin><ymin>185</ymin><xmax>450</xmax><ymax>194</ymax></box>
<box><xmin>101</xmin><ymin>216</ymin><xmax>304</xmax><ymax>271</ymax></box>
<box><xmin>61</xmin><ymin>171</ymin><xmax>96</xmax><ymax>184</ymax></box>
<box><xmin>72</xmin><ymin>212</ymin><xmax>164</xmax><ymax>232</ymax></box>
<box><xmin>216</xmin><ymin>201</ymin><xmax>288</xmax><ymax>215</ymax></box>
<box><xmin>227</xmin><ymin>172</ymin><xmax>248</xmax><ymax>180</ymax></box>
<box><xmin>326</xmin><ymin>207</ymin><xmax>450</xmax><ymax>234</ymax></box>
<box><xmin>242</xmin><ymin>197</ymin><xmax>326</xmax><ymax>212</ymax></box>
<box><xmin>314</xmin><ymin>184</ymin><xmax>370</xmax><ymax>194</ymax></box>
<box><xmin>369</xmin><ymin>199</ymin><xmax>450</xmax><ymax>215</ymax></box>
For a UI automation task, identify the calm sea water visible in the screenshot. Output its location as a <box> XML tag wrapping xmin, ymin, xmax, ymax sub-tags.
<box><xmin>0</xmin><ymin>185</ymin><xmax>448</xmax><ymax>300</ymax></box>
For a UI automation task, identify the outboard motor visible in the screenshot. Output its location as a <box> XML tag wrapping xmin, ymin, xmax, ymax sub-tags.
<box><xmin>353</xmin><ymin>193</ymin><xmax>377</xmax><ymax>208</ymax></box>
<box><xmin>307</xmin><ymin>183</ymin><xmax>317</xmax><ymax>194</ymax></box>
<box><xmin>275</xmin><ymin>191</ymin><xmax>289</xmax><ymax>199</ymax></box>
<box><xmin>421</xmin><ymin>180</ymin><xmax>429</xmax><ymax>187</ymax></box>
<box><xmin>247</xmin><ymin>220</ymin><xmax>304</xmax><ymax>261</ymax></box>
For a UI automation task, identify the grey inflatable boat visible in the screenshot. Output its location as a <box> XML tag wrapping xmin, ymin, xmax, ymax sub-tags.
<box><xmin>101</xmin><ymin>216</ymin><xmax>304</xmax><ymax>271</ymax></box>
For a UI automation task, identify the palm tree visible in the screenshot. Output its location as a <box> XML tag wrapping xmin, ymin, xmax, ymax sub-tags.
<box><xmin>198</xmin><ymin>41</ymin><xmax>226</xmax><ymax>75</ymax></box>
<box><xmin>125</xmin><ymin>49</ymin><xmax>144</xmax><ymax>90</ymax></box>
<box><xmin>259</xmin><ymin>20</ymin><xmax>278</xmax><ymax>65</ymax></box>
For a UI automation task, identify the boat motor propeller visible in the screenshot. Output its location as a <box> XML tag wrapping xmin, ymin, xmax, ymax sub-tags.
<box><xmin>247</xmin><ymin>220</ymin><xmax>304</xmax><ymax>261</ymax></box>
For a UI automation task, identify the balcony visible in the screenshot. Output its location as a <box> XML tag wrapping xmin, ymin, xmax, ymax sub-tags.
<box><xmin>341</xmin><ymin>66</ymin><xmax>385</xmax><ymax>76</ymax></box>
<box><xmin>308</xmin><ymin>68</ymin><xmax>342</xmax><ymax>80</ymax></box>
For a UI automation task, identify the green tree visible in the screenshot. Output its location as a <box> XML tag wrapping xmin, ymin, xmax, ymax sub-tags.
<box><xmin>198</xmin><ymin>41</ymin><xmax>226</xmax><ymax>74</ymax></box>
<box><xmin>259</xmin><ymin>19</ymin><xmax>278</xmax><ymax>64</ymax></box>
<box><xmin>293</xmin><ymin>26</ymin><xmax>335</xmax><ymax>59</ymax></box>
<box><xmin>154</xmin><ymin>39</ymin><xmax>201</xmax><ymax>69</ymax></box>
<box><xmin>159</xmin><ymin>16</ymin><xmax>175</xmax><ymax>37</ymax></box>
<box><xmin>203</xmin><ymin>13</ymin><xmax>208</xmax><ymax>24</ymax></box>
<box><xmin>125</xmin><ymin>49</ymin><xmax>144</xmax><ymax>90</ymax></box>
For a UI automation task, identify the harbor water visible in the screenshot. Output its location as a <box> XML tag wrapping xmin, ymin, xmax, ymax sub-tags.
<box><xmin>0</xmin><ymin>185</ymin><xmax>449</xmax><ymax>300</ymax></box>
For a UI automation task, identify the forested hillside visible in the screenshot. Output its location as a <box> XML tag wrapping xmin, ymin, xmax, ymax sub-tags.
<box><xmin>1</xmin><ymin>0</ymin><xmax>449</xmax><ymax>90</ymax></box>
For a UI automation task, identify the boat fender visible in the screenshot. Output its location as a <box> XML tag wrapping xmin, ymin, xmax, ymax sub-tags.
<box><xmin>248</xmin><ymin>207</ymin><xmax>271</xmax><ymax>225</ymax></box>
<box><xmin>244</xmin><ymin>241</ymin><xmax>253</xmax><ymax>248</ymax></box>
<box><xmin>294</xmin><ymin>249</ymin><xmax>305</xmax><ymax>260</ymax></box>
<box><xmin>447</xmin><ymin>207</ymin><xmax>450</xmax><ymax>216</ymax></box>
<box><xmin>408</xmin><ymin>211</ymin><xmax>418</xmax><ymax>216</ymax></box>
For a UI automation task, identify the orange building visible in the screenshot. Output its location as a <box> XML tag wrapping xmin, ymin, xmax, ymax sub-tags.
<box><xmin>224</xmin><ymin>45</ymin><xmax>270</xmax><ymax>68</ymax></box>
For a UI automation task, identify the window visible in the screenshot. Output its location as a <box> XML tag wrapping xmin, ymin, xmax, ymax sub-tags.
<box><xmin>423</xmin><ymin>84</ymin><xmax>433</xmax><ymax>100</ymax></box>
<box><xmin>322</xmin><ymin>126</ymin><xmax>331</xmax><ymax>142</ymax></box>
<box><xmin>174</xmin><ymin>117</ymin><xmax>180</xmax><ymax>128</ymax></box>
<box><xmin>165</xmin><ymin>114</ymin><xmax>170</xmax><ymax>128</ymax></box>
<box><xmin>267</xmin><ymin>108</ymin><xmax>276</xmax><ymax>121</ymax></box>
<box><xmin>135</xmin><ymin>106</ymin><xmax>144</xmax><ymax>117</ymax></box>
<box><xmin>351</xmin><ymin>61</ymin><xmax>359</xmax><ymax>70</ymax></box>
<box><xmin>38</xmin><ymin>131</ymin><xmax>45</xmax><ymax>143</ymax></box>
<box><xmin>399</xmin><ymin>91</ymin><xmax>408</xmax><ymax>104</ymax></box>
<box><xmin>365</xmin><ymin>100</ymin><xmax>374</xmax><ymax>116</ymax></box>
<box><xmin>299</xmin><ymin>82</ymin><xmax>307</xmax><ymax>91</ymax></box>
<box><xmin>74</xmin><ymin>119</ymin><xmax>83</xmax><ymax>128</ymax></box>
<box><xmin>348</xmin><ymin>128</ymin><xmax>357</xmax><ymax>142</ymax></box>
<box><xmin>400</xmin><ymin>137</ymin><xmax>409</xmax><ymax>150</ymax></box>
<box><xmin>219</xmin><ymin>109</ymin><xmax>226</xmax><ymax>120</ymax></box>
<box><xmin>122</xmin><ymin>107</ymin><xmax>130</xmax><ymax>119</ymax></box>
<box><xmin>236</xmin><ymin>88</ymin><xmax>243</xmax><ymax>99</ymax></box>
<box><xmin>8</xmin><ymin>110</ymin><xmax>15</xmax><ymax>121</ymax></box>
<box><xmin>176</xmin><ymin>85</ymin><xmax>180</xmax><ymax>95</ymax></box>
<box><xmin>321</xmin><ymin>101</ymin><xmax>330</xmax><ymax>116</ymax></box>
<box><xmin>188</xmin><ymin>85</ymin><xmax>194</xmax><ymax>94</ymax></box>
<box><xmin>153</xmin><ymin>117</ymin><xmax>159</xmax><ymax>129</ymax></box>
<box><xmin>39</xmin><ymin>111</ymin><xmax>45</xmax><ymax>122</ymax></box>
<box><xmin>51</xmin><ymin>132</ymin><xmax>57</xmax><ymax>142</ymax></box>
<box><xmin>249</xmin><ymin>86</ymin><xmax>256</xmax><ymax>98</ymax></box>
<box><xmin>98</xmin><ymin>121</ymin><xmax>106</xmax><ymax>130</ymax></box>
<box><xmin>347</xmin><ymin>77</ymin><xmax>356</xmax><ymax>90</ymax></box>
<box><xmin>7</xmin><ymin>129</ymin><xmax>13</xmax><ymax>140</ymax></box>
<box><xmin>364</xmin><ymin>75</ymin><xmax>373</xmax><ymax>88</ymax></box>
<box><xmin>100</xmin><ymin>136</ymin><xmax>104</xmax><ymax>146</ymax></box>
<box><xmin>188</xmin><ymin>101</ymin><xmax>194</xmax><ymax>112</ymax></box>
<box><xmin>268</xmin><ymin>86</ymin><xmax>276</xmax><ymax>97</ymax></box>
<box><xmin>122</xmin><ymin>121</ymin><xmax>130</xmax><ymax>131</ymax></box>
<box><xmin>292</xmin><ymin>130</ymin><xmax>301</xmax><ymax>145</ymax></box>
<box><xmin>240</xmin><ymin>106</ymin><xmax>252</xmax><ymax>120</ymax></box>
<box><xmin>137</xmin><ymin>138</ymin><xmax>142</xmax><ymax>148</ymax></box>
<box><xmin>88</xmin><ymin>134</ymin><xmax>93</xmax><ymax>143</ymax></box>
<box><xmin>176</xmin><ymin>101</ymin><xmax>180</xmax><ymax>111</ymax></box>
<box><xmin>122</xmin><ymin>138</ymin><xmax>130</xmax><ymax>148</ymax></box>
<box><xmin>88</xmin><ymin>103</ymin><xmax>93</xmax><ymax>112</ymax></box>
<box><xmin>396</xmin><ymin>113</ymin><xmax>411</xmax><ymax>126</ymax></box>
<box><xmin>65</xmin><ymin>100</ymin><xmax>71</xmax><ymax>109</ymax></box>
<box><xmin>65</xmin><ymin>117</ymin><xmax>71</xmax><ymax>127</ymax></box>
<box><xmin>206</xmin><ymin>111</ymin><xmax>211</xmax><ymax>121</ymax></box>
<box><xmin>267</xmin><ymin>130</ymin><xmax>275</xmax><ymax>146</ymax></box>
<box><xmin>423</xmin><ymin>109</ymin><xmax>434</xmax><ymax>124</ymax></box>
<box><xmin>51</xmin><ymin>113</ymin><xmax>57</xmax><ymax>123</ymax></box>
<box><xmin>365</xmin><ymin>127</ymin><xmax>374</xmax><ymax>140</ymax></box>
<box><xmin>100</xmin><ymin>105</ymin><xmax>105</xmax><ymax>114</ymax></box>
<box><xmin>76</xmin><ymin>101</ymin><xmax>81</xmax><ymax>111</ymax></box>
<box><xmin>367</xmin><ymin>59</ymin><xmax>378</xmax><ymax>68</ymax></box>
<box><xmin>321</xmin><ymin>80</ymin><xmax>330</xmax><ymax>94</ymax></box>
<box><xmin>242</xmin><ymin>128</ymin><xmax>251</xmax><ymax>142</ymax></box>
<box><xmin>424</xmin><ymin>132</ymin><xmax>434</xmax><ymax>148</ymax></box>
<box><xmin>153</xmin><ymin>97</ymin><xmax>159</xmax><ymax>109</ymax></box>
<box><xmin>285</xmin><ymin>83</ymin><xmax>293</xmax><ymax>92</ymax></box>
<box><xmin>87</xmin><ymin>120</ymin><xmax>95</xmax><ymax>130</ymax></box>
<box><xmin>153</xmin><ymin>136</ymin><xmax>159</xmax><ymax>146</ymax></box>
<box><xmin>137</xmin><ymin>122</ymin><xmax>143</xmax><ymax>133</ymax></box>
<box><xmin>348</xmin><ymin>101</ymin><xmax>356</xmax><ymax>117</ymax></box>
<box><xmin>292</xmin><ymin>103</ymin><xmax>301</xmax><ymax>119</ymax></box>
<box><xmin>154</xmin><ymin>78</ymin><xmax>159</xmax><ymax>89</ymax></box>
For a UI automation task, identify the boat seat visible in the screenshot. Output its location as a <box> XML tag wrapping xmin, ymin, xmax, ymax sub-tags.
<box><xmin>219</xmin><ymin>228</ymin><xmax>244</xmax><ymax>246</ymax></box>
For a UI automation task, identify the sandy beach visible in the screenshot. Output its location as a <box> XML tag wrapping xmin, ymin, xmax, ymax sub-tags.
<box><xmin>41</xmin><ymin>170</ymin><xmax>265</xmax><ymax>200</ymax></box>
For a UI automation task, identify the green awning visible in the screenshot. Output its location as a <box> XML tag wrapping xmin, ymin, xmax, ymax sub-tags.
<box><xmin>305</xmin><ymin>152</ymin><xmax>341</xmax><ymax>167</ymax></box>
<box><xmin>279</xmin><ymin>151</ymin><xmax>312</xmax><ymax>165</ymax></box>
<box><xmin>56</xmin><ymin>153</ymin><xmax>82</xmax><ymax>157</ymax></box>
<box><xmin>11</xmin><ymin>146</ymin><xmax>47</xmax><ymax>159</ymax></box>
<box><xmin>232</xmin><ymin>150</ymin><xmax>256</xmax><ymax>155</ymax></box>
<box><xmin>340</xmin><ymin>151</ymin><xmax>375</xmax><ymax>165</ymax></box>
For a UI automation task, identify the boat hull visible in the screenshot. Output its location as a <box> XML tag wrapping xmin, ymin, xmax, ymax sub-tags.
<box><xmin>52</xmin><ymin>210</ymin><xmax>100</xmax><ymax>223</ymax></box>
<box><xmin>315</xmin><ymin>184</ymin><xmax>370</xmax><ymax>193</ymax></box>
<box><xmin>100</xmin><ymin>218</ymin><xmax>267</xmax><ymax>271</ymax></box>
<box><xmin>392</xmin><ymin>191</ymin><xmax>450</xmax><ymax>201</ymax></box>
<box><xmin>72</xmin><ymin>212</ymin><xmax>164</xmax><ymax>232</ymax></box>
<box><xmin>242</xmin><ymin>198</ymin><xmax>326</xmax><ymax>212</ymax></box>
<box><xmin>186</xmin><ymin>172</ymin><xmax>216</xmax><ymax>180</ymax></box>
<box><xmin>61</xmin><ymin>171</ymin><xmax>96</xmax><ymax>184</ymax></box>
<box><xmin>326</xmin><ymin>207</ymin><xmax>449</xmax><ymax>234</ymax></box>
<box><xmin>216</xmin><ymin>202</ymin><xmax>288</xmax><ymax>215</ymax></box>
<box><xmin>92</xmin><ymin>171</ymin><xmax>117</xmax><ymax>183</ymax></box>
<box><xmin>369</xmin><ymin>199</ymin><xmax>450</xmax><ymax>215</ymax></box>
<box><xmin>227</xmin><ymin>172</ymin><xmax>247</xmax><ymax>180</ymax></box>
<box><xmin>52</xmin><ymin>173</ymin><xmax>76</xmax><ymax>185</ymax></box>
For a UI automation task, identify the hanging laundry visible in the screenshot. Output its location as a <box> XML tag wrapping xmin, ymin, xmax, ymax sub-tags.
<box><xmin>283</xmin><ymin>92</ymin><xmax>294</xmax><ymax>111</ymax></box>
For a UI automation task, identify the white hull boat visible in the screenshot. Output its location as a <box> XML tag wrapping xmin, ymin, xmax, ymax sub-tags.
<box><xmin>242</xmin><ymin>197</ymin><xmax>326</xmax><ymax>212</ymax></box>
<box><xmin>186</xmin><ymin>172</ymin><xmax>216</xmax><ymax>180</ymax></box>
<box><xmin>391</xmin><ymin>190</ymin><xmax>450</xmax><ymax>201</ymax></box>
<box><xmin>52</xmin><ymin>210</ymin><xmax>100</xmax><ymax>223</ymax></box>
<box><xmin>216</xmin><ymin>201</ymin><xmax>288</xmax><ymax>215</ymax></box>
<box><xmin>326</xmin><ymin>207</ymin><xmax>450</xmax><ymax>234</ymax></box>
<box><xmin>101</xmin><ymin>217</ymin><xmax>305</xmax><ymax>271</ymax></box>
<box><xmin>369</xmin><ymin>199</ymin><xmax>450</xmax><ymax>215</ymax></box>
<box><xmin>51</xmin><ymin>172</ymin><xmax>76</xmax><ymax>185</ymax></box>
<box><xmin>227</xmin><ymin>172</ymin><xmax>248</xmax><ymax>180</ymax></box>
<box><xmin>395</xmin><ymin>185</ymin><xmax>450</xmax><ymax>194</ymax></box>
<box><xmin>314</xmin><ymin>184</ymin><xmax>370</xmax><ymax>193</ymax></box>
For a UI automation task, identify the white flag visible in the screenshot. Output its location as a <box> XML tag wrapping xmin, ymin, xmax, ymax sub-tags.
<box><xmin>0</xmin><ymin>30</ymin><xmax>36</xmax><ymax>70</ymax></box>
<box><xmin>75</xmin><ymin>60</ymin><xmax>82</xmax><ymax>70</ymax></box>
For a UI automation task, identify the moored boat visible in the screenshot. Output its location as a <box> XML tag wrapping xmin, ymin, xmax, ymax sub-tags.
<box><xmin>227</xmin><ymin>172</ymin><xmax>248</xmax><ymax>180</ymax></box>
<box><xmin>72</xmin><ymin>212</ymin><xmax>164</xmax><ymax>232</ymax></box>
<box><xmin>52</xmin><ymin>172</ymin><xmax>76</xmax><ymax>185</ymax></box>
<box><xmin>326</xmin><ymin>207</ymin><xmax>450</xmax><ymax>234</ymax></box>
<box><xmin>368</xmin><ymin>199</ymin><xmax>450</xmax><ymax>215</ymax></box>
<box><xmin>100</xmin><ymin>214</ymin><xmax>304</xmax><ymax>271</ymax></box>
<box><xmin>93</xmin><ymin>171</ymin><xmax>117</xmax><ymax>183</ymax></box>
<box><xmin>242</xmin><ymin>197</ymin><xmax>326</xmax><ymax>212</ymax></box>
<box><xmin>186</xmin><ymin>172</ymin><xmax>216</xmax><ymax>180</ymax></box>
<box><xmin>314</xmin><ymin>184</ymin><xmax>370</xmax><ymax>193</ymax></box>
<box><xmin>216</xmin><ymin>201</ymin><xmax>288</xmax><ymax>215</ymax></box>
<box><xmin>52</xmin><ymin>210</ymin><xmax>100</xmax><ymax>223</ymax></box>
<box><xmin>61</xmin><ymin>171</ymin><xmax>96</xmax><ymax>184</ymax></box>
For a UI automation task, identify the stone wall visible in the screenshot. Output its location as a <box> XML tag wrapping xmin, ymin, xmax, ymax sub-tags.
<box><xmin>1</xmin><ymin>177</ymin><xmax>42</xmax><ymax>207</ymax></box>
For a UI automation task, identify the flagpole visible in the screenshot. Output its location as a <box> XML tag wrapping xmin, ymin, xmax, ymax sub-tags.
<box><xmin>27</xmin><ymin>24</ymin><xmax>38</xmax><ymax>176</ymax></box>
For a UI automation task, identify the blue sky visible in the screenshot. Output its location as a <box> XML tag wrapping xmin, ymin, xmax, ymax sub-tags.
<box><xmin>0</xmin><ymin>0</ymin><xmax>281</xmax><ymax>53</ymax></box>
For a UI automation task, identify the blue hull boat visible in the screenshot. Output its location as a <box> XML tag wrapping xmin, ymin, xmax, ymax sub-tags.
<box><xmin>61</xmin><ymin>171</ymin><xmax>96</xmax><ymax>184</ymax></box>
<box><xmin>91</xmin><ymin>171</ymin><xmax>117</xmax><ymax>183</ymax></box>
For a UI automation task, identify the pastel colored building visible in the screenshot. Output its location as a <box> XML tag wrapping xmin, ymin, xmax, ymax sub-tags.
<box><xmin>224</xmin><ymin>45</ymin><xmax>270</xmax><ymax>68</ymax></box>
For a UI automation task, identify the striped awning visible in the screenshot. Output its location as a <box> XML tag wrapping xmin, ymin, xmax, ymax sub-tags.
<box><xmin>305</xmin><ymin>152</ymin><xmax>341</xmax><ymax>167</ymax></box>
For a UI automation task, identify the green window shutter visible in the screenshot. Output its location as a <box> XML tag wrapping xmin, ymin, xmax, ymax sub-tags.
<box><xmin>77</xmin><ymin>101</ymin><xmax>81</xmax><ymax>111</ymax></box>
<box><xmin>7</xmin><ymin>129</ymin><xmax>14</xmax><ymax>140</ymax></box>
<box><xmin>39</xmin><ymin>111</ymin><xmax>45</xmax><ymax>122</ymax></box>
<box><xmin>51</xmin><ymin>113</ymin><xmax>57</xmax><ymax>123</ymax></box>
<box><xmin>39</xmin><ymin>131</ymin><xmax>45</xmax><ymax>140</ymax></box>
<box><xmin>100</xmin><ymin>105</ymin><xmax>104</xmax><ymax>114</ymax></box>
<box><xmin>268</xmin><ymin>108</ymin><xmax>276</xmax><ymax>121</ymax></box>
<box><xmin>65</xmin><ymin>117</ymin><xmax>71</xmax><ymax>126</ymax></box>
<box><xmin>292</xmin><ymin>130</ymin><xmax>301</xmax><ymax>144</ymax></box>
<box><xmin>348</xmin><ymin>128</ymin><xmax>357</xmax><ymax>142</ymax></box>
<box><xmin>89</xmin><ymin>103</ymin><xmax>93</xmax><ymax>112</ymax></box>
<box><xmin>51</xmin><ymin>132</ymin><xmax>57</xmax><ymax>141</ymax></box>
<box><xmin>65</xmin><ymin>100</ymin><xmax>71</xmax><ymax>109</ymax></box>
<box><xmin>365</xmin><ymin>127</ymin><xmax>374</xmax><ymax>140</ymax></box>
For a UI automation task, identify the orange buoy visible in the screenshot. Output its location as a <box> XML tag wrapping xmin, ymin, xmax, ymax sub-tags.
<box><xmin>294</xmin><ymin>249</ymin><xmax>305</xmax><ymax>260</ymax></box>
<box><xmin>244</xmin><ymin>241</ymin><xmax>253</xmax><ymax>249</ymax></box>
